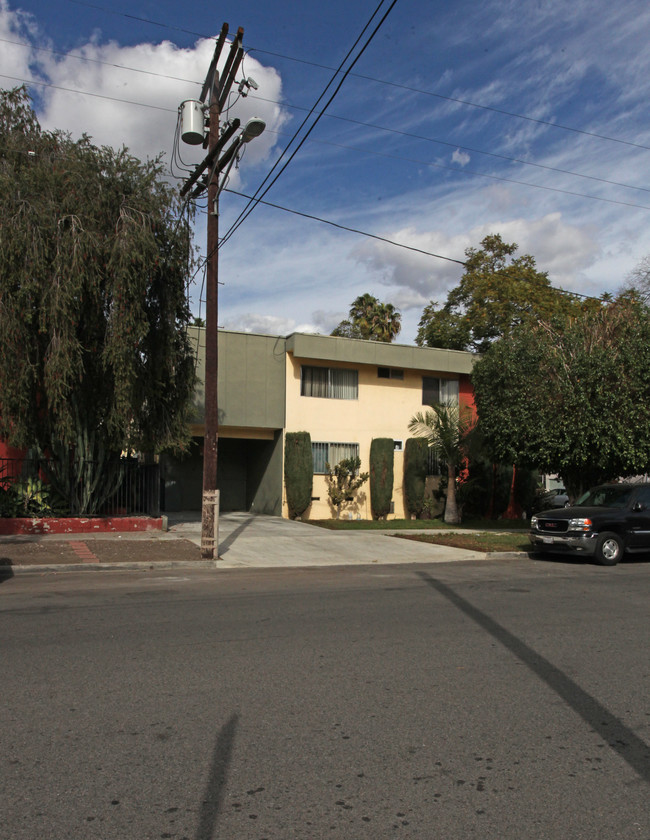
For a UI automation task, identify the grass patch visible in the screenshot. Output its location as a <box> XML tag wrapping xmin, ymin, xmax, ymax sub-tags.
<box><xmin>395</xmin><ymin>532</ymin><xmax>531</xmax><ymax>553</ymax></box>
<box><xmin>308</xmin><ymin>517</ymin><xmax>529</xmax><ymax>531</ymax></box>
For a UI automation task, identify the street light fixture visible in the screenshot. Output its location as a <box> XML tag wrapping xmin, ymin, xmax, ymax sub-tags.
<box><xmin>240</xmin><ymin>117</ymin><xmax>266</xmax><ymax>144</ymax></box>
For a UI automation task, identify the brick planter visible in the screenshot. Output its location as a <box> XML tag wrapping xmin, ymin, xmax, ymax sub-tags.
<box><xmin>0</xmin><ymin>516</ymin><xmax>163</xmax><ymax>535</ymax></box>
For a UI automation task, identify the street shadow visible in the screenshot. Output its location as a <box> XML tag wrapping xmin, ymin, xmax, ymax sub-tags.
<box><xmin>416</xmin><ymin>570</ymin><xmax>650</xmax><ymax>784</ymax></box>
<box><xmin>529</xmin><ymin>550</ymin><xmax>650</xmax><ymax>566</ymax></box>
<box><xmin>194</xmin><ymin>712</ymin><xmax>239</xmax><ymax>840</ymax></box>
<box><xmin>0</xmin><ymin>560</ymin><xmax>14</xmax><ymax>583</ymax></box>
<box><xmin>219</xmin><ymin>516</ymin><xmax>256</xmax><ymax>557</ymax></box>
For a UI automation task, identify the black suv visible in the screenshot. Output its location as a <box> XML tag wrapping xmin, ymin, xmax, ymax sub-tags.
<box><xmin>529</xmin><ymin>483</ymin><xmax>650</xmax><ymax>565</ymax></box>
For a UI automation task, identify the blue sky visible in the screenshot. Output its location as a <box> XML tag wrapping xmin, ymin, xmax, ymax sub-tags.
<box><xmin>2</xmin><ymin>0</ymin><xmax>650</xmax><ymax>343</ymax></box>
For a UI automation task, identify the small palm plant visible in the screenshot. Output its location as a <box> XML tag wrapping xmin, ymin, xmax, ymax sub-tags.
<box><xmin>408</xmin><ymin>402</ymin><xmax>476</xmax><ymax>524</ymax></box>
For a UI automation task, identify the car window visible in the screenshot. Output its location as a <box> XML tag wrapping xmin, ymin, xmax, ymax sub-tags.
<box><xmin>577</xmin><ymin>486</ymin><xmax>634</xmax><ymax>508</ymax></box>
<box><xmin>633</xmin><ymin>486</ymin><xmax>650</xmax><ymax>506</ymax></box>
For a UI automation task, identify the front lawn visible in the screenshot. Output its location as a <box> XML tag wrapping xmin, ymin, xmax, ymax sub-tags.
<box><xmin>309</xmin><ymin>517</ymin><xmax>529</xmax><ymax>531</ymax></box>
<box><xmin>394</xmin><ymin>532</ymin><xmax>531</xmax><ymax>553</ymax></box>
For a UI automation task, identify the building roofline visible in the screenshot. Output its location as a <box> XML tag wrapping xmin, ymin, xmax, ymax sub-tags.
<box><xmin>187</xmin><ymin>326</ymin><xmax>476</xmax><ymax>374</ymax></box>
<box><xmin>285</xmin><ymin>331</ymin><xmax>476</xmax><ymax>374</ymax></box>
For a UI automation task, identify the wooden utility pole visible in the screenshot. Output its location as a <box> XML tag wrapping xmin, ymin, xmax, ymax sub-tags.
<box><xmin>201</xmin><ymin>79</ymin><xmax>221</xmax><ymax>559</ymax></box>
<box><xmin>178</xmin><ymin>24</ymin><xmax>251</xmax><ymax>560</ymax></box>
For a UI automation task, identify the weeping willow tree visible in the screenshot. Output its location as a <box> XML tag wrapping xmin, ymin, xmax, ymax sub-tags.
<box><xmin>0</xmin><ymin>87</ymin><xmax>196</xmax><ymax>512</ymax></box>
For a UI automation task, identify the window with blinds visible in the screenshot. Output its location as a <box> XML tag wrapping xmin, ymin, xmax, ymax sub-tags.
<box><xmin>301</xmin><ymin>366</ymin><xmax>358</xmax><ymax>399</ymax></box>
<box><xmin>422</xmin><ymin>376</ymin><xmax>459</xmax><ymax>406</ymax></box>
<box><xmin>312</xmin><ymin>442</ymin><xmax>360</xmax><ymax>474</ymax></box>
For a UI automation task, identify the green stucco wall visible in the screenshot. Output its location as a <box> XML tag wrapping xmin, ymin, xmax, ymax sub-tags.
<box><xmin>190</xmin><ymin>327</ymin><xmax>286</xmax><ymax>428</ymax></box>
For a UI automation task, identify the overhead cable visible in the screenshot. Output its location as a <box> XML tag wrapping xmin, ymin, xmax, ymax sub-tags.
<box><xmin>63</xmin><ymin>0</ymin><xmax>650</xmax><ymax>152</ymax></box>
<box><xmin>219</xmin><ymin>0</ymin><xmax>400</xmax><ymax>248</ymax></box>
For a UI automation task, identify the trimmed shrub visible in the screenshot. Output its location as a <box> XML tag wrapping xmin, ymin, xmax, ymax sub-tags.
<box><xmin>284</xmin><ymin>432</ymin><xmax>313</xmax><ymax>519</ymax></box>
<box><xmin>403</xmin><ymin>437</ymin><xmax>428</xmax><ymax>518</ymax></box>
<box><xmin>369</xmin><ymin>438</ymin><xmax>394</xmax><ymax>520</ymax></box>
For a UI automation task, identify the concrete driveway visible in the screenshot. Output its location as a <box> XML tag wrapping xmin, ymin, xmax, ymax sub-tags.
<box><xmin>168</xmin><ymin>512</ymin><xmax>489</xmax><ymax>568</ymax></box>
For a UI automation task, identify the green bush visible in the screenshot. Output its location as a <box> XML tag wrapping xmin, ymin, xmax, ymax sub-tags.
<box><xmin>284</xmin><ymin>432</ymin><xmax>313</xmax><ymax>519</ymax></box>
<box><xmin>0</xmin><ymin>476</ymin><xmax>63</xmax><ymax>518</ymax></box>
<box><xmin>370</xmin><ymin>438</ymin><xmax>394</xmax><ymax>520</ymax></box>
<box><xmin>403</xmin><ymin>438</ymin><xmax>428</xmax><ymax>518</ymax></box>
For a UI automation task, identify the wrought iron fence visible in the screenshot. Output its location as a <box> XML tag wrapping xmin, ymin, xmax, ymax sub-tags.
<box><xmin>427</xmin><ymin>449</ymin><xmax>441</xmax><ymax>476</ymax></box>
<box><xmin>0</xmin><ymin>456</ymin><xmax>161</xmax><ymax>517</ymax></box>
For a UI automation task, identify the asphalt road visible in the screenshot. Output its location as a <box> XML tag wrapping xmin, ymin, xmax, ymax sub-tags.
<box><xmin>2</xmin><ymin>556</ymin><xmax>649</xmax><ymax>839</ymax></box>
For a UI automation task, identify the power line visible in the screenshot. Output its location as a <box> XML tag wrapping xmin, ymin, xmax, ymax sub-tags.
<box><xmin>0</xmin><ymin>35</ymin><xmax>201</xmax><ymax>87</ymax></box>
<box><xmin>219</xmin><ymin>0</ymin><xmax>400</xmax><ymax>248</ymax></box>
<box><xmin>254</xmin><ymin>127</ymin><xmax>650</xmax><ymax>212</ymax></box>
<box><xmin>0</xmin><ymin>73</ymin><xmax>176</xmax><ymax>113</ymax></box>
<box><xmin>63</xmin><ymin>0</ymin><xmax>650</xmax><ymax>153</ymax></box>
<box><xmin>250</xmin><ymin>94</ymin><xmax>650</xmax><ymax>195</ymax></box>
<box><xmin>219</xmin><ymin>188</ymin><xmax>602</xmax><ymax>302</ymax></box>
<box><xmin>2</xmin><ymin>76</ymin><xmax>647</xmax><ymax>215</ymax></box>
<box><xmin>8</xmin><ymin>8</ymin><xmax>648</xmax><ymax>200</ymax></box>
<box><xmin>5</xmin><ymin>61</ymin><xmax>646</xmax><ymax>203</ymax></box>
<box><xmin>6</xmin><ymin>24</ymin><xmax>646</xmax><ymax>197</ymax></box>
<box><xmin>222</xmin><ymin>187</ymin><xmax>466</xmax><ymax>264</ymax></box>
<box><xmin>251</xmin><ymin>51</ymin><xmax>650</xmax><ymax>154</ymax></box>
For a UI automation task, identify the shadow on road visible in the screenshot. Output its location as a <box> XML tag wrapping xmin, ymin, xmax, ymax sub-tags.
<box><xmin>194</xmin><ymin>712</ymin><xmax>239</xmax><ymax>840</ymax></box>
<box><xmin>417</xmin><ymin>571</ymin><xmax>650</xmax><ymax>784</ymax></box>
<box><xmin>530</xmin><ymin>550</ymin><xmax>650</xmax><ymax>566</ymax></box>
<box><xmin>219</xmin><ymin>517</ymin><xmax>256</xmax><ymax>557</ymax></box>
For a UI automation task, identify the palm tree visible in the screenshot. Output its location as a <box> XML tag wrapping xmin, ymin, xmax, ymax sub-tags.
<box><xmin>372</xmin><ymin>302</ymin><xmax>401</xmax><ymax>342</ymax></box>
<box><xmin>332</xmin><ymin>294</ymin><xmax>401</xmax><ymax>342</ymax></box>
<box><xmin>408</xmin><ymin>402</ymin><xmax>476</xmax><ymax>524</ymax></box>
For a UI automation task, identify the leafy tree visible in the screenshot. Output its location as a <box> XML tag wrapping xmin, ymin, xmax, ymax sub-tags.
<box><xmin>416</xmin><ymin>234</ymin><xmax>593</xmax><ymax>353</ymax></box>
<box><xmin>325</xmin><ymin>457</ymin><xmax>369</xmax><ymax>518</ymax></box>
<box><xmin>332</xmin><ymin>293</ymin><xmax>401</xmax><ymax>342</ymax></box>
<box><xmin>621</xmin><ymin>253</ymin><xmax>650</xmax><ymax>303</ymax></box>
<box><xmin>408</xmin><ymin>403</ymin><xmax>476</xmax><ymax>524</ymax></box>
<box><xmin>0</xmin><ymin>87</ymin><xmax>196</xmax><ymax>512</ymax></box>
<box><xmin>471</xmin><ymin>295</ymin><xmax>650</xmax><ymax>499</ymax></box>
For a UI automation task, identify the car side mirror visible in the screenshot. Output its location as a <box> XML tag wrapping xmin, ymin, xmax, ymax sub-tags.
<box><xmin>632</xmin><ymin>501</ymin><xmax>645</xmax><ymax>512</ymax></box>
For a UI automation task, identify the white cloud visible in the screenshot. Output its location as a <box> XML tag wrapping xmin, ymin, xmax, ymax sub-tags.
<box><xmin>221</xmin><ymin>313</ymin><xmax>299</xmax><ymax>335</ymax></box>
<box><xmin>452</xmin><ymin>148</ymin><xmax>470</xmax><ymax>166</ymax></box>
<box><xmin>0</xmin><ymin>3</ymin><xmax>288</xmax><ymax>173</ymax></box>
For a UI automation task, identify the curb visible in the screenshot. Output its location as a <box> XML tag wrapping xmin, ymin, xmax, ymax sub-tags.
<box><xmin>0</xmin><ymin>560</ymin><xmax>218</xmax><ymax>574</ymax></box>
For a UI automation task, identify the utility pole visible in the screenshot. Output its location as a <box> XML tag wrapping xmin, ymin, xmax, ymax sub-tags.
<box><xmin>178</xmin><ymin>24</ymin><xmax>265</xmax><ymax>560</ymax></box>
<box><xmin>201</xmin><ymin>70</ymin><xmax>221</xmax><ymax>560</ymax></box>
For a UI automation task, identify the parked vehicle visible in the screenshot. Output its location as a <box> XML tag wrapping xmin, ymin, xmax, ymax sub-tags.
<box><xmin>529</xmin><ymin>483</ymin><xmax>650</xmax><ymax>565</ymax></box>
<box><xmin>530</xmin><ymin>487</ymin><xmax>569</xmax><ymax>513</ymax></box>
<box><xmin>548</xmin><ymin>488</ymin><xmax>569</xmax><ymax>507</ymax></box>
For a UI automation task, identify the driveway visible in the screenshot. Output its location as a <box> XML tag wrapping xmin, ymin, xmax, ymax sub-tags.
<box><xmin>168</xmin><ymin>512</ymin><xmax>488</xmax><ymax>568</ymax></box>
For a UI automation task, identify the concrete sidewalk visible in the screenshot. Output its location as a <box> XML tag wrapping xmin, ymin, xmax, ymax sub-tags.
<box><xmin>210</xmin><ymin>512</ymin><xmax>490</xmax><ymax>568</ymax></box>
<box><xmin>0</xmin><ymin>512</ymin><xmax>513</xmax><ymax>573</ymax></box>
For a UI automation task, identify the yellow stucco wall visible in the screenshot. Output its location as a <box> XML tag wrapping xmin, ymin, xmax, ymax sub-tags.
<box><xmin>283</xmin><ymin>352</ymin><xmax>459</xmax><ymax>520</ymax></box>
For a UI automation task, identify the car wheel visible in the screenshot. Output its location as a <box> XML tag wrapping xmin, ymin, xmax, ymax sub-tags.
<box><xmin>594</xmin><ymin>532</ymin><xmax>623</xmax><ymax>566</ymax></box>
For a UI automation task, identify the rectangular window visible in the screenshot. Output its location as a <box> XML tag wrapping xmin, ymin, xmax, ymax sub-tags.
<box><xmin>393</xmin><ymin>440</ymin><xmax>403</xmax><ymax>451</ymax></box>
<box><xmin>312</xmin><ymin>442</ymin><xmax>360</xmax><ymax>474</ymax></box>
<box><xmin>378</xmin><ymin>367</ymin><xmax>404</xmax><ymax>380</ymax></box>
<box><xmin>301</xmin><ymin>366</ymin><xmax>358</xmax><ymax>399</ymax></box>
<box><xmin>422</xmin><ymin>376</ymin><xmax>459</xmax><ymax>406</ymax></box>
